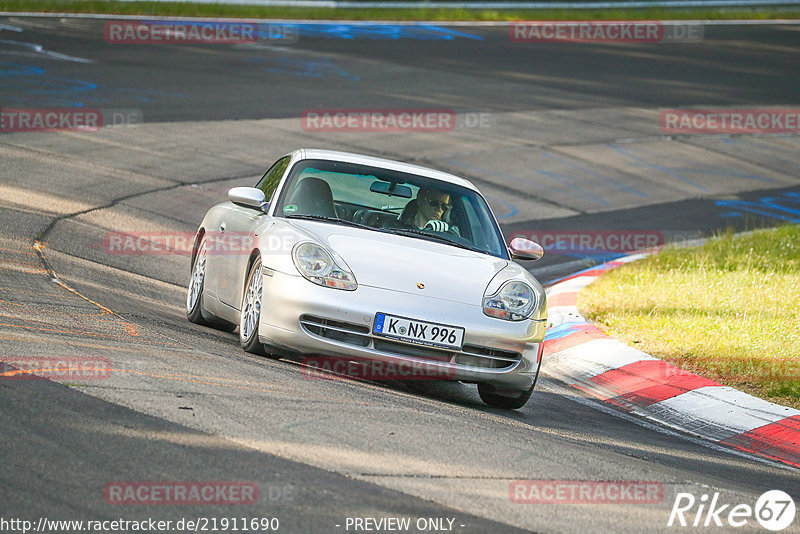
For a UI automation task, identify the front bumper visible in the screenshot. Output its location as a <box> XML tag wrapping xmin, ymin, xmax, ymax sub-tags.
<box><xmin>258</xmin><ymin>268</ymin><xmax>546</xmax><ymax>391</ymax></box>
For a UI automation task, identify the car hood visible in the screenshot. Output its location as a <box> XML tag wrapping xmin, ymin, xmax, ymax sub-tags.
<box><xmin>287</xmin><ymin>220</ymin><xmax>510</xmax><ymax>305</ymax></box>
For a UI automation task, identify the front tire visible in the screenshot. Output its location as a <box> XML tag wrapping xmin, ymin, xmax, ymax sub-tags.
<box><xmin>478</xmin><ymin>382</ymin><xmax>535</xmax><ymax>410</ymax></box>
<box><xmin>240</xmin><ymin>257</ymin><xmax>267</xmax><ymax>355</ymax></box>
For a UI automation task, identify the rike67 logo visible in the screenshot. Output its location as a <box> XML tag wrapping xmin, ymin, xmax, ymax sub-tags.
<box><xmin>668</xmin><ymin>490</ymin><xmax>795</xmax><ymax>531</ymax></box>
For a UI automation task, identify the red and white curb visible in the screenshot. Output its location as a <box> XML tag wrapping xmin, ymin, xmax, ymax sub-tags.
<box><xmin>542</xmin><ymin>253</ymin><xmax>800</xmax><ymax>469</ymax></box>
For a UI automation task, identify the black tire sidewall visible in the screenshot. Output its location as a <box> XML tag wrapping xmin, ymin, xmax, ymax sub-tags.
<box><xmin>478</xmin><ymin>381</ymin><xmax>535</xmax><ymax>410</ymax></box>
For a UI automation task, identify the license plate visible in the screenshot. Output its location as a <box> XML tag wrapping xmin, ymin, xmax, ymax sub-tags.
<box><xmin>373</xmin><ymin>313</ymin><xmax>464</xmax><ymax>350</ymax></box>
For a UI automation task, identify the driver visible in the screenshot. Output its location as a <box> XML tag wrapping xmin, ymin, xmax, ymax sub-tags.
<box><xmin>398</xmin><ymin>188</ymin><xmax>451</xmax><ymax>231</ymax></box>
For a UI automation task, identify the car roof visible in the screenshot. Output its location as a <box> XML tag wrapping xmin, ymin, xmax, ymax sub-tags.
<box><xmin>293</xmin><ymin>148</ymin><xmax>478</xmax><ymax>191</ymax></box>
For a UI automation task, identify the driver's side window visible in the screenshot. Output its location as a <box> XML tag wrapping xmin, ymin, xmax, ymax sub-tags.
<box><xmin>256</xmin><ymin>156</ymin><xmax>291</xmax><ymax>202</ymax></box>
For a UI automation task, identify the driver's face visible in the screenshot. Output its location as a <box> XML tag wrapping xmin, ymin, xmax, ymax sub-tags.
<box><xmin>419</xmin><ymin>192</ymin><xmax>450</xmax><ymax>221</ymax></box>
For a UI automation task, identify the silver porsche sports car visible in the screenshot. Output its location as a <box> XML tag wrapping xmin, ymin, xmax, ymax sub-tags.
<box><xmin>187</xmin><ymin>149</ymin><xmax>546</xmax><ymax>409</ymax></box>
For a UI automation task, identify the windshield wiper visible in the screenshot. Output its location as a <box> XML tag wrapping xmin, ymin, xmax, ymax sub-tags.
<box><xmin>286</xmin><ymin>215</ymin><xmax>488</xmax><ymax>255</ymax></box>
<box><xmin>285</xmin><ymin>214</ymin><xmax>373</xmax><ymax>230</ymax></box>
<box><xmin>381</xmin><ymin>227</ymin><xmax>484</xmax><ymax>254</ymax></box>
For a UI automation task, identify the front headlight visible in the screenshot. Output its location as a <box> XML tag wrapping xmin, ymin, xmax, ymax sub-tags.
<box><xmin>292</xmin><ymin>242</ymin><xmax>357</xmax><ymax>291</ymax></box>
<box><xmin>483</xmin><ymin>280</ymin><xmax>535</xmax><ymax>321</ymax></box>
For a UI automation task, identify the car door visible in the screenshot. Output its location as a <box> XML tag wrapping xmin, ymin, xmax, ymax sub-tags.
<box><xmin>217</xmin><ymin>156</ymin><xmax>291</xmax><ymax>309</ymax></box>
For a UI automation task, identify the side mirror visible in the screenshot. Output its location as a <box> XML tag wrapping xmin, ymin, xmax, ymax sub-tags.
<box><xmin>508</xmin><ymin>237</ymin><xmax>544</xmax><ymax>261</ymax></box>
<box><xmin>228</xmin><ymin>187</ymin><xmax>268</xmax><ymax>212</ymax></box>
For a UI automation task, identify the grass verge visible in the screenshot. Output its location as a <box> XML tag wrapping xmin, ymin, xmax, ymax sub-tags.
<box><xmin>0</xmin><ymin>1</ymin><xmax>799</xmax><ymax>21</ymax></box>
<box><xmin>578</xmin><ymin>225</ymin><xmax>800</xmax><ymax>409</ymax></box>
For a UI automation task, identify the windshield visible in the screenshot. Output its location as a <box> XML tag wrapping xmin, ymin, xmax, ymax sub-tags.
<box><xmin>275</xmin><ymin>159</ymin><xmax>508</xmax><ymax>259</ymax></box>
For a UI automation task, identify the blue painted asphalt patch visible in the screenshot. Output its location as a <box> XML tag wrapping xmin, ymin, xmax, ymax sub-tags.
<box><xmin>715</xmin><ymin>191</ymin><xmax>800</xmax><ymax>223</ymax></box>
<box><xmin>266</xmin><ymin>23</ymin><xmax>484</xmax><ymax>41</ymax></box>
<box><xmin>144</xmin><ymin>20</ymin><xmax>483</xmax><ymax>41</ymax></box>
<box><xmin>544</xmin><ymin>321</ymin><xmax>588</xmax><ymax>340</ymax></box>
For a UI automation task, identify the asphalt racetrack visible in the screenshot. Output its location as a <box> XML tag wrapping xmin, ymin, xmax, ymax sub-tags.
<box><xmin>1</xmin><ymin>16</ymin><xmax>800</xmax><ymax>534</ymax></box>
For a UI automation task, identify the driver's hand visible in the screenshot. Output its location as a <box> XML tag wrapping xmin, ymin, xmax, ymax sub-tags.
<box><xmin>424</xmin><ymin>220</ymin><xmax>449</xmax><ymax>232</ymax></box>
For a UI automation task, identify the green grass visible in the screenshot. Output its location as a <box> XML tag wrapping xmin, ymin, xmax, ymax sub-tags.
<box><xmin>1</xmin><ymin>0</ymin><xmax>799</xmax><ymax>21</ymax></box>
<box><xmin>578</xmin><ymin>225</ymin><xmax>800</xmax><ymax>409</ymax></box>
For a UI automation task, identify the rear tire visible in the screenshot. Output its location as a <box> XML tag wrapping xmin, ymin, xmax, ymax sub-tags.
<box><xmin>187</xmin><ymin>237</ymin><xmax>237</xmax><ymax>332</ymax></box>
<box><xmin>187</xmin><ymin>237</ymin><xmax>210</xmax><ymax>325</ymax></box>
<box><xmin>240</xmin><ymin>257</ymin><xmax>267</xmax><ymax>355</ymax></box>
